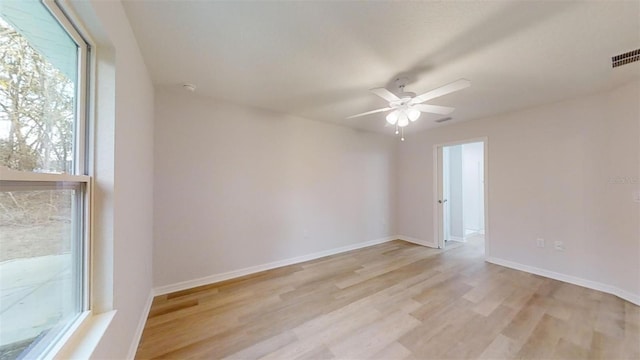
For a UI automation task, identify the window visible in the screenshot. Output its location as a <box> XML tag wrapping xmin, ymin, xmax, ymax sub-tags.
<box><xmin>0</xmin><ymin>1</ymin><xmax>90</xmax><ymax>359</ymax></box>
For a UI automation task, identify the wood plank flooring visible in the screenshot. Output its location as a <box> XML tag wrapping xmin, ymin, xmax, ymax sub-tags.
<box><xmin>135</xmin><ymin>238</ymin><xmax>640</xmax><ymax>359</ymax></box>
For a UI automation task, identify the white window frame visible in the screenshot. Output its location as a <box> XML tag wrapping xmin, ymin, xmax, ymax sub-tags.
<box><xmin>0</xmin><ymin>0</ymin><xmax>93</xmax><ymax>358</ymax></box>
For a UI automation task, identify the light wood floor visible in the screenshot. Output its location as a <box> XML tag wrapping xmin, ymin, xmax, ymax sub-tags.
<box><xmin>136</xmin><ymin>238</ymin><xmax>640</xmax><ymax>359</ymax></box>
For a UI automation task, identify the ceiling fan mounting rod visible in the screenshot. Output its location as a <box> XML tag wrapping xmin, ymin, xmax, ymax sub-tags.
<box><xmin>394</xmin><ymin>76</ymin><xmax>409</xmax><ymax>91</ymax></box>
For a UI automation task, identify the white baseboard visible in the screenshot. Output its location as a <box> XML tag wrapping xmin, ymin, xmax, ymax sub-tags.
<box><xmin>449</xmin><ymin>236</ymin><xmax>466</xmax><ymax>242</ymax></box>
<box><xmin>397</xmin><ymin>235</ymin><xmax>438</xmax><ymax>249</ymax></box>
<box><xmin>127</xmin><ymin>290</ymin><xmax>154</xmax><ymax>359</ymax></box>
<box><xmin>153</xmin><ymin>236</ymin><xmax>398</xmax><ymax>296</ymax></box>
<box><xmin>486</xmin><ymin>257</ymin><xmax>640</xmax><ymax>306</ymax></box>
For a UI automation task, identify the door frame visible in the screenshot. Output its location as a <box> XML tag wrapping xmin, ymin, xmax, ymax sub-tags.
<box><xmin>433</xmin><ymin>137</ymin><xmax>490</xmax><ymax>258</ymax></box>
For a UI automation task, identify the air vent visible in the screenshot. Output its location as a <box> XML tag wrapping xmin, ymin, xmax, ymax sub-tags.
<box><xmin>435</xmin><ymin>117</ymin><xmax>452</xmax><ymax>123</ymax></box>
<box><xmin>612</xmin><ymin>49</ymin><xmax>640</xmax><ymax>68</ymax></box>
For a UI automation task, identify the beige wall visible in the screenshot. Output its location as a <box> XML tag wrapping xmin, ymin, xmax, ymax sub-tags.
<box><xmin>153</xmin><ymin>80</ymin><xmax>639</xmax><ymax>302</ymax></box>
<box><xmin>153</xmin><ymin>88</ymin><xmax>396</xmax><ymax>288</ymax></box>
<box><xmin>397</xmin><ymin>81</ymin><xmax>640</xmax><ymax>300</ymax></box>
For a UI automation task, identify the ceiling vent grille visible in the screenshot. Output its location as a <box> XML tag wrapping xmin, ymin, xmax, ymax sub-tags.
<box><xmin>435</xmin><ymin>117</ymin><xmax>452</xmax><ymax>123</ymax></box>
<box><xmin>612</xmin><ymin>49</ymin><xmax>640</xmax><ymax>68</ymax></box>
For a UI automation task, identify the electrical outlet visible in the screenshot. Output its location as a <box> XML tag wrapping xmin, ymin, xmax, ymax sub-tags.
<box><xmin>536</xmin><ymin>238</ymin><xmax>545</xmax><ymax>248</ymax></box>
<box><xmin>554</xmin><ymin>241</ymin><xmax>565</xmax><ymax>251</ymax></box>
<box><xmin>634</xmin><ymin>191</ymin><xmax>640</xmax><ymax>203</ymax></box>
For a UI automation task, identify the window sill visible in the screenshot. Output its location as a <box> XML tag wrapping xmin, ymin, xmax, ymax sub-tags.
<box><xmin>49</xmin><ymin>310</ymin><xmax>116</xmax><ymax>360</ymax></box>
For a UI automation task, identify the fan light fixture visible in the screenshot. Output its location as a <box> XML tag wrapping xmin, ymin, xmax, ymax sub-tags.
<box><xmin>386</xmin><ymin>107</ymin><xmax>421</xmax><ymax>127</ymax></box>
<box><xmin>407</xmin><ymin>108</ymin><xmax>420</xmax><ymax>122</ymax></box>
<box><xmin>386</xmin><ymin>107</ymin><xmax>421</xmax><ymax>140</ymax></box>
<box><xmin>385</xmin><ymin>108</ymin><xmax>418</xmax><ymax>141</ymax></box>
<box><xmin>386</xmin><ymin>111</ymin><xmax>398</xmax><ymax>125</ymax></box>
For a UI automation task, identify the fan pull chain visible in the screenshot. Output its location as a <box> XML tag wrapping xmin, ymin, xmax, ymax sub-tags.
<box><xmin>401</xmin><ymin>127</ymin><xmax>405</xmax><ymax>142</ymax></box>
<box><xmin>395</xmin><ymin>124</ymin><xmax>399</xmax><ymax>135</ymax></box>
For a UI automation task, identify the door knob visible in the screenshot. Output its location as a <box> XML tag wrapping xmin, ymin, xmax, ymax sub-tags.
<box><xmin>438</xmin><ymin>199</ymin><xmax>448</xmax><ymax>204</ymax></box>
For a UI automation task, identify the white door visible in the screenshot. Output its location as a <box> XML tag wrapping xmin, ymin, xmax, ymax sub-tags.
<box><xmin>435</xmin><ymin>139</ymin><xmax>488</xmax><ymax>253</ymax></box>
<box><xmin>436</xmin><ymin>146</ymin><xmax>446</xmax><ymax>249</ymax></box>
<box><xmin>443</xmin><ymin>146</ymin><xmax>451</xmax><ymax>245</ymax></box>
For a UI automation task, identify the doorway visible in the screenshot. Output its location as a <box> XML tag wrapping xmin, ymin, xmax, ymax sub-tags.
<box><xmin>435</xmin><ymin>139</ymin><xmax>487</xmax><ymax>254</ymax></box>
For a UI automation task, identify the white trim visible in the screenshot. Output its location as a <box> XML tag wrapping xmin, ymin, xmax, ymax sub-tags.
<box><xmin>433</xmin><ymin>146</ymin><xmax>440</xmax><ymax>249</ymax></box>
<box><xmin>397</xmin><ymin>235</ymin><xmax>438</xmax><ymax>248</ymax></box>
<box><xmin>55</xmin><ymin>0</ymin><xmax>99</xmax><ymax>315</ymax></box>
<box><xmin>434</xmin><ymin>137</ymin><xmax>489</xmax><ymax>148</ymax></box>
<box><xmin>432</xmin><ymin>137</ymin><xmax>490</xmax><ymax>257</ymax></box>
<box><xmin>41</xmin><ymin>311</ymin><xmax>89</xmax><ymax>360</ymax></box>
<box><xmin>0</xmin><ymin>166</ymin><xmax>90</xmax><ymax>183</ymax></box>
<box><xmin>43</xmin><ymin>0</ymin><xmax>86</xmax><ymax>47</ymax></box>
<box><xmin>127</xmin><ymin>291</ymin><xmax>154</xmax><ymax>359</ymax></box>
<box><xmin>52</xmin><ymin>310</ymin><xmax>116</xmax><ymax>360</ymax></box>
<box><xmin>154</xmin><ymin>236</ymin><xmax>397</xmax><ymax>296</ymax></box>
<box><xmin>482</xmin><ymin>139</ymin><xmax>490</xmax><ymax>259</ymax></box>
<box><xmin>486</xmin><ymin>257</ymin><xmax>640</xmax><ymax>306</ymax></box>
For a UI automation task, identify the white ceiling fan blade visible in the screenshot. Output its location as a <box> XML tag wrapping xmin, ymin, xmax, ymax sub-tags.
<box><xmin>370</xmin><ymin>88</ymin><xmax>400</xmax><ymax>102</ymax></box>
<box><xmin>413</xmin><ymin>104</ymin><xmax>456</xmax><ymax>115</ymax></box>
<box><xmin>346</xmin><ymin>107</ymin><xmax>392</xmax><ymax>119</ymax></box>
<box><xmin>411</xmin><ymin>79</ymin><xmax>471</xmax><ymax>104</ymax></box>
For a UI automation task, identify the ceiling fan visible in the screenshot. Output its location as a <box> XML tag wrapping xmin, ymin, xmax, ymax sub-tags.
<box><xmin>347</xmin><ymin>78</ymin><xmax>471</xmax><ymax>140</ymax></box>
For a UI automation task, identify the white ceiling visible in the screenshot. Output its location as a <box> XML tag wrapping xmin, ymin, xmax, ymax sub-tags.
<box><xmin>123</xmin><ymin>1</ymin><xmax>639</xmax><ymax>135</ymax></box>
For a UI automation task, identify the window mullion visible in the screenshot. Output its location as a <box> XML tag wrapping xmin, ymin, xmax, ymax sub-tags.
<box><xmin>0</xmin><ymin>166</ymin><xmax>90</xmax><ymax>183</ymax></box>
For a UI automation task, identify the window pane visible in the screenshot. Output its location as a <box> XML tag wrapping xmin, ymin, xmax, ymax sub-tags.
<box><xmin>0</xmin><ymin>186</ymin><xmax>83</xmax><ymax>360</ymax></box>
<box><xmin>0</xmin><ymin>0</ymin><xmax>78</xmax><ymax>174</ymax></box>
